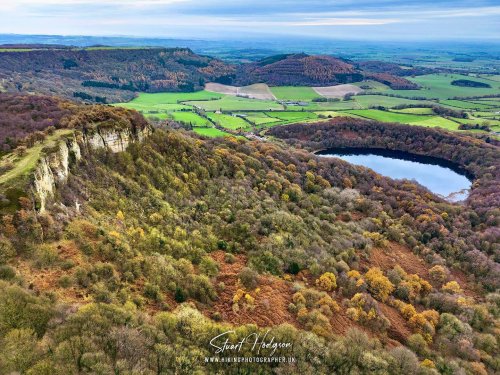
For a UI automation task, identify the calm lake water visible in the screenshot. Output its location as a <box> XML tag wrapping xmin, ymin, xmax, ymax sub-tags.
<box><xmin>317</xmin><ymin>148</ymin><xmax>472</xmax><ymax>201</ymax></box>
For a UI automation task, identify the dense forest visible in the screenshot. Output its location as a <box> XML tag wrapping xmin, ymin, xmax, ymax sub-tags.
<box><xmin>0</xmin><ymin>96</ymin><xmax>498</xmax><ymax>373</ymax></box>
<box><xmin>0</xmin><ymin>48</ymin><xmax>235</xmax><ymax>102</ymax></box>
<box><xmin>451</xmin><ymin>80</ymin><xmax>491</xmax><ymax>88</ymax></box>
<box><xmin>232</xmin><ymin>53</ymin><xmax>363</xmax><ymax>86</ymax></box>
<box><xmin>231</xmin><ymin>53</ymin><xmax>419</xmax><ymax>88</ymax></box>
<box><xmin>0</xmin><ymin>93</ymin><xmax>74</xmax><ymax>152</ymax></box>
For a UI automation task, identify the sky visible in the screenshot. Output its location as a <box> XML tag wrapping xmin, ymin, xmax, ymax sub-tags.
<box><xmin>0</xmin><ymin>0</ymin><xmax>499</xmax><ymax>41</ymax></box>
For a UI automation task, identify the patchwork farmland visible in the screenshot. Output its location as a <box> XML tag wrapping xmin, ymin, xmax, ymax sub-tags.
<box><xmin>115</xmin><ymin>74</ymin><xmax>500</xmax><ymax>137</ymax></box>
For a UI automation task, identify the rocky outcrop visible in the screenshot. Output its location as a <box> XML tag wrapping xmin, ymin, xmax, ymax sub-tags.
<box><xmin>86</xmin><ymin>127</ymin><xmax>136</xmax><ymax>153</ymax></box>
<box><xmin>31</xmin><ymin>125</ymin><xmax>151</xmax><ymax>212</ymax></box>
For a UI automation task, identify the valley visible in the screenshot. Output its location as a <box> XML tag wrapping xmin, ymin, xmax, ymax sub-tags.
<box><xmin>114</xmin><ymin>73</ymin><xmax>500</xmax><ymax>136</ymax></box>
<box><xmin>0</xmin><ymin>40</ymin><xmax>498</xmax><ymax>375</ymax></box>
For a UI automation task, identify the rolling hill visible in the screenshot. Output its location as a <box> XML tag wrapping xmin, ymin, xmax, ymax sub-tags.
<box><xmin>0</xmin><ymin>47</ymin><xmax>422</xmax><ymax>103</ymax></box>
<box><xmin>0</xmin><ymin>47</ymin><xmax>236</xmax><ymax>102</ymax></box>
<box><xmin>232</xmin><ymin>53</ymin><xmax>364</xmax><ymax>86</ymax></box>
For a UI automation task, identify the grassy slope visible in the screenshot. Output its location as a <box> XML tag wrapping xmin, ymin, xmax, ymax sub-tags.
<box><xmin>0</xmin><ymin>129</ymin><xmax>73</xmax><ymax>186</ymax></box>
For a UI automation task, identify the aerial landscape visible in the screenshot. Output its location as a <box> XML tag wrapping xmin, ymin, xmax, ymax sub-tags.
<box><xmin>0</xmin><ymin>0</ymin><xmax>499</xmax><ymax>374</ymax></box>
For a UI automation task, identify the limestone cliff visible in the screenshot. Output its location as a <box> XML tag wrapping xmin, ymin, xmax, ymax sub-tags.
<box><xmin>31</xmin><ymin>125</ymin><xmax>151</xmax><ymax>212</ymax></box>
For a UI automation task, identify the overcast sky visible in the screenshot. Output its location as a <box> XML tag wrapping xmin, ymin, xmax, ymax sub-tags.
<box><xmin>1</xmin><ymin>0</ymin><xmax>499</xmax><ymax>41</ymax></box>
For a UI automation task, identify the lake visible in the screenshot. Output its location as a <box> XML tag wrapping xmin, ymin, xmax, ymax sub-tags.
<box><xmin>317</xmin><ymin>148</ymin><xmax>472</xmax><ymax>202</ymax></box>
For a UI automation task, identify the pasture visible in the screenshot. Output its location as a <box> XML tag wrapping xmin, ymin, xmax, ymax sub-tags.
<box><xmin>270</xmin><ymin>86</ymin><xmax>321</xmax><ymax>101</ymax></box>
<box><xmin>114</xmin><ymin>81</ymin><xmax>499</xmax><ymax>137</ymax></box>
<box><xmin>185</xmin><ymin>96</ymin><xmax>283</xmax><ymax>111</ymax></box>
<box><xmin>440</xmin><ymin>100</ymin><xmax>495</xmax><ymax>110</ymax></box>
<box><xmin>170</xmin><ymin>112</ymin><xmax>212</xmax><ymax>127</ymax></box>
<box><xmin>264</xmin><ymin>111</ymin><xmax>318</xmax><ymax>122</ymax></box>
<box><xmin>391</xmin><ymin>107</ymin><xmax>435</xmax><ymax>115</ymax></box>
<box><xmin>193</xmin><ymin>128</ymin><xmax>232</xmax><ymax>137</ymax></box>
<box><xmin>353</xmin><ymin>95</ymin><xmax>434</xmax><ymax>109</ymax></box>
<box><xmin>206</xmin><ymin>113</ymin><xmax>251</xmax><ymax>130</ymax></box>
<box><xmin>344</xmin><ymin>109</ymin><xmax>460</xmax><ymax>130</ymax></box>
<box><xmin>379</xmin><ymin>74</ymin><xmax>500</xmax><ymax>99</ymax></box>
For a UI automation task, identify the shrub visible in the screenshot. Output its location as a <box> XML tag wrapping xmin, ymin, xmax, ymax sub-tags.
<box><xmin>0</xmin><ymin>237</ymin><xmax>15</xmax><ymax>264</ymax></box>
<box><xmin>442</xmin><ymin>281</ymin><xmax>462</xmax><ymax>294</ymax></box>
<box><xmin>33</xmin><ymin>245</ymin><xmax>59</xmax><ymax>268</ymax></box>
<box><xmin>315</xmin><ymin>272</ymin><xmax>337</xmax><ymax>292</ymax></box>
<box><xmin>238</xmin><ymin>267</ymin><xmax>259</xmax><ymax>290</ymax></box>
<box><xmin>429</xmin><ymin>265</ymin><xmax>447</xmax><ymax>284</ymax></box>
<box><xmin>0</xmin><ymin>282</ymin><xmax>53</xmax><ymax>337</ymax></box>
<box><xmin>407</xmin><ymin>334</ymin><xmax>429</xmax><ymax>356</ymax></box>
<box><xmin>409</xmin><ymin>310</ymin><xmax>439</xmax><ymax>342</ymax></box>
<box><xmin>199</xmin><ymin>257</ymin><xmax>218</xmax><ymax>277</ymax></box>
<box><xmin>57</xmin><ymin>275</ymin><xmax>73</xmax><ymax>288</ymax></box>
<box><xmin>144</xmin><ymin>283</ymin><xmax>162</xmax><ymax>301</ymax></box>
<box><xmin>0</xmin><ymin>328</ymin><xmax>40</xmax><ymax>374</ymax></box>
<box><xmin>346</xmin><ymin>293</ymin><xmax>390</xmax><ymax>332</ymax></box>
<box><xmin>174</xmin><ymin>287</ymin><xmax>187</xmax><ymax>303</ymax></box>
<box><xmin>0</xmin><ymin>265</ymin><xmax>16</xmax><ymax>280</ymax></box>
<box><xmin>224</xmin><ymin>253</ymin><xmax>235</xmax><ymax>264</ymax></box>
<box><xmin>364</xmin><ymin>268</ymin><xmax>394</xmax><ymax>301</ymax></box>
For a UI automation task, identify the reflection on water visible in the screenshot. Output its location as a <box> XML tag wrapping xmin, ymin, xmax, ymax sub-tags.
<box><xmin>318</xmin><ymin>148</ymin><xmax>472</xmax><ymax>202</ymax></box>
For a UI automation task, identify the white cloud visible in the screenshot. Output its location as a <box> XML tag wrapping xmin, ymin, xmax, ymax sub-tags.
<box><xmin>0</xmin><ymin>0</ymin><xmax>188</xmax><ymax>10</ymax></box>
<box><xmin>290</xmin><ymin>18</ymin><xmax>399</xmax><ymax>26</ymax></box>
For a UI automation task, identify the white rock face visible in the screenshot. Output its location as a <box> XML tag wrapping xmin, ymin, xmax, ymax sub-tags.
<box><xmin>32</xmin><ymin>157</ymin><xmax>56</xmax><ymax>213</ymax></box>
<box><xmin>32</xmin><ymin>126</ymin><xmax>150</xmax><ymax>212</ymax></box>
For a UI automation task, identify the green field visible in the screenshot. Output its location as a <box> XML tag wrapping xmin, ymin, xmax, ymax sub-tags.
<box><xmin>410</xmin><ymin>117</ymin><xmax>460</xmax><ymax>130</ymax></box>
<box><xmin>354</xmin><ymin>95</ymin><xmax>434</xmax><ymax>109</ymax></box>
<box><xmin>378</xmin><ymin>74</ymin><xmax>500</xmax><ymax>100</ymax></box>
<box><xmin>116</xmin><ymin>91</ymin><xmax>223</xmax><ymax>111</ymax></box>
<box><xmin>144</xmin><ymin>112</ymin><xmax>170</xmax><ymax>120</ymax></box>
<box><xmin>345</xmin><ymin>109</ymin><xmax>427</xmax><ymax>123</ymax></box>
<box><xmin>186</xmin><ymin>96</ymin><xmax>283</xmax><ymax>111</ymax></box>
<box><xmin>193</xmin><ymin>127</ymin><xmax>232</xmax><ymax>137</ymax></box>
<box><xmin>264</xmin><ymin>111</ymin><xmax>318</xmax><ymax>122</ymax></box>
<box><xmin>391</xmin><ymin>107</ymin><xmax>435</xmax><ymax>114</ymax></box>
<box><xmin>344</xmin><ymin>109</ymin><xmax>460</xmax><ymax>130</ymax></box>
<box><xmin>114</xmin><ymin>82</ymin><xmax>499</xmax><ymax>137</ymax></box>
<box><xmin>206</xmin><ymin>113</ymin><xmax>251</xmax><ymax>130</ymax></box>
<box><xmin>270</xmin><ymin>86</ymin><xmax>321</xmax><ymax>101</ymax></box>
<box><xmin>170</xmin><ymin>112</ymin><xmax>212</xmax><ymax>126</ymax></box>
<box><xmin>479</xmin><ymin>75</ymin><xmax>500</xmax><ymax>82</ymax></box>
<box><xmin>305</xmin><ymin>100</ymin><xmax>363</xmax><ymax>110</ymax></box>
<box><xmin>244</xmin><ymin>114</ymin><xmax>281</xmax><ymax>125</ymax></box>
<box><xmin>440</xmin><ymin>100</ymin><xmax>495</xmax><ymax>110</ymax></box>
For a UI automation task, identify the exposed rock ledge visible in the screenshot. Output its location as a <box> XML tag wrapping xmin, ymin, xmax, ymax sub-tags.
<box><xmin>31</xmin><ymin>125</ymin><xmax>151</xmax><ymax>212</ymax></box>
